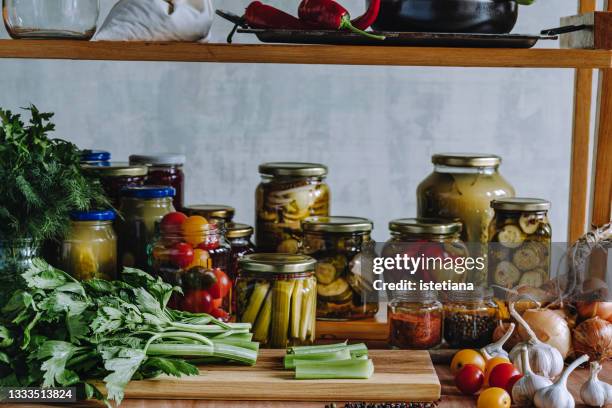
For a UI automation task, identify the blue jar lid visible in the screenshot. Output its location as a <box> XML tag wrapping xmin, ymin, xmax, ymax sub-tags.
<box><xmin>121</xmin><ymin>186</ymin><xmax>176</xmax><ymax>199</ymax></box>
<box><xmin>80</xmin><ymin>150</ymin><xmax>111</xmax><ymax>162</ymax></box>
<box><xmin>70</xmin><ymin>210</ymin><xmax>116</xmax><ymax>221</ymax></box>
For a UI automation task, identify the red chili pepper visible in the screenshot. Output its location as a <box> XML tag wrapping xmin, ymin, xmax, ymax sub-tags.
<box><xmin>351</xmin><ymin>0</ymin><xmax>381</xmax><ymax>31</ymax></box>
<box><xmin>298</xmin><ymin>0</ymin><xmax>384</xmax><ymax>40</ymax></box>
<box><xmin>245</xmin><ymin>1</ymin><xmax>310</xmax><ymax>30</ymax></box>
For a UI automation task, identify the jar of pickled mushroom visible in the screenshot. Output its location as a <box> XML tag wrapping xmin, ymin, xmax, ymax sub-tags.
<box><xmin>388</xmin><ymin>291</ymin><xmax>443</xmax><ymax>350</ymax></box>
<box><xmin>227</xmin><ymin>223</ymin><xmax>255</xmax><ymax>280</ymax></box>
<box><xmin>301</xmin><ymin>216</ymin><xmax>378</xmax><ymax>321</ymax></box>
<box><xmin>115</xmin><ymin>186</ymin><xmax>175</xmax><ymax>271</ymax></box>
<box><xmin>150</xmin><ymin>211</ymin><xmax>232</xmax><ymax>320</ymax></box>
<box><xmin>60</xmin><ymin>210</ymin><xmax>117</xmax><ymax>281</ymax></box>
<box><xmin>256</xmin><ymin>162</ymin><xmax>330</xmax><ymax>253</ymax></box>
<box><xmin>82</xmin><ymin>162</ymin><xmax>148</xmax><ymax>208</ymax></box>
<box><xmin>488</xmin><ymin>198</ymin><xmax>551</xmax><ymax>293</ymax></box>
<box><xmin>416</xmin><ymin>153</ymin><xmax>515</xmax><ymax>286</ymax></box>
<box><xmin>184</xmin><ymin>204</ymin><xmax>235</xmax><ymax>227</ymax></box>
<box><xmin>236</xmin><ymin>253</ymin><xmax>317</xmax><ymax>348</ymax></box>
<box><xmin>130</xmin><ymin>154</ymin><xmax>185</xmax><ymax>210</ymax></box>
<box><xmin>80</xmin><ymin>149</ymin><xmax>111</xmax><ymax>165</ymax></box>
<box><xmin>443</xmin><ymin>288</ymin><xmax>499</xmax><ymax>348</ymax></box>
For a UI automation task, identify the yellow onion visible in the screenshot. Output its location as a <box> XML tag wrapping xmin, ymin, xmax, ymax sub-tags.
<box><xmin>577</xmin><ymin>301</ymin><xmax>612</xmax><ymax>323</ymax></box>
<box><xmin>573</xmin><ymin>317</ymin><xmax>612</xmax><ymax>362</ymax></box>
<box><xmin>518</xmin><ymin>308</ymin><xmax>572</xmax><ymax>359</ymax></box>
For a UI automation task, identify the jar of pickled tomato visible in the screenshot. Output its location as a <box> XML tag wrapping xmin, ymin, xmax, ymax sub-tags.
<box><xmin>130</xmin><ymin>154</ymin><xmax>185</xmax><ymax>210</ymax></box>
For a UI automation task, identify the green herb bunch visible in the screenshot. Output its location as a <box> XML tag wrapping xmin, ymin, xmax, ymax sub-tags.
<box><xmin>0</xmin><ymin>105</ymin><xmax>108</xmax><ymax>241</ymax></box>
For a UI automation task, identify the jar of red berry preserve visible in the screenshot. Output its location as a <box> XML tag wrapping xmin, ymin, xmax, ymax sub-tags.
<box><xmin>130</xmin><ymin>154</ymin><xmax>185</xmax><ymax>210</ymax></box>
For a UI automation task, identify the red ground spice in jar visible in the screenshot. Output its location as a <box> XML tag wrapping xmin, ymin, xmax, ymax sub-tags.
<box><xmin>388</xmin><ymin>291</ymin><xmax>443</xmax><ymax>350</ymax></box>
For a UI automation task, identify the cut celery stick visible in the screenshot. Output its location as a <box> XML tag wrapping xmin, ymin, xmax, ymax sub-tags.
<box><xmin>289</xmin><ymin>341</ymin><xmax>348</xmax><ymax>354</ymax></box>
<box><xmin>294</xmin><ymin>358</ymin><xmax>375</xmax><ymax>380</ymax></box>
<box><xmin>241</xmin><ymin>281</ymin><xmax>270</xmax><ymax>324</ymax></box>
<box><xmin>252</xmin><ymin>289</ymin><xmax>272</xmax><ymax>343</ymax></box>
<box><xmin>290</xmin><ymin>279</ymin><xmax>303</xmax><ymax>339</ymax></box>
<box><xmin>284</xmin><ymin>348</ymin><xmax>351</xmax><ymax>370</ymax></box>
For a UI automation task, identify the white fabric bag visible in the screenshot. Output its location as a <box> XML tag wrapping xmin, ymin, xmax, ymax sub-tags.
<box><xmin>94</xmin><ymin>0</ymin><xmax>214</xmax><ymax>42</ymax></box>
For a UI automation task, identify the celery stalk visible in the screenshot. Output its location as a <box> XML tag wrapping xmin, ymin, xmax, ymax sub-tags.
<box><xmin>270</xmin><ymin>280</ymin><xmax>295</xmax><ymax>348</ymax></box>
<box><xmin>241</xmin><ymin>281</ymin><xmax>270</xmax><ymax>324</ymax></box>
<box><xmin>294</xmin><ymin>358</ymin><xmax>374</xmax><ymax>380</ymax></box>
<box><xmin>284</xmin><ymin>348</ymin><xmax>351</xmax><ymax>370</ymax></box>
<box><xmin>212</xmin><ymin>343</ymin><xmax>259</xmax><ymax>366</ymax></box>
<box><xmin>289</xmin><ymin>342</ymin><xmax>368</xmax><ymax>358</ymax></box>
<box><xmin>212</xmin><ymin>339</ymin><xmax>260</xmax><ymax>351</ymax></box>
<box><xmin>252</xmin><ymin>290</ymin><xmax>272</xmax><ymax>343</ymax></box>
<box><xmin>290</xmin><ymin>279</ymin><xmax>303</xmax><ymax>339</ymax></box>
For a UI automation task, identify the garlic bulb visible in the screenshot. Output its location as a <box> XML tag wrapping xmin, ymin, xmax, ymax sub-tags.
<box><xmin>512</xmin><ymin>345</ymin><xmax>553</xmax><ymax>406</ymax></box>
<box><xmin>580</xmin><ymin>361</ymin><xmax>612</xmax><ymax>407</ymax></box>
<box><xmin>481</xmin><ymin>323</ymin><xmax>515</xmax><ymax>359</ymax></box>
<box><xmin>509</xmin><ymin>301</ymin><xmax>564</xmax><ymax>379</ymax></box>
<box><xmin>534</xmin><ymin>354</ymin><xmax>590</xmax><ymax>408</ymax></box>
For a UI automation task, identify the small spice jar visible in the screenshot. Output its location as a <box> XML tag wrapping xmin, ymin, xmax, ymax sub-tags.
<box><xmin>256</xmin><ymin>162</ymin><xmax>330</xmax><ymax>253</ymax></box>
<box><xmin>82</xmin><ymin>162</ymin><xmax>148</xmax><ymax>208</ymax></box>
<box><xmin>443</xmin><ymin>288</ymin><xmax>499</xmax><ymax>348</ymax></box>
<box><xmin>226</xmin><ymin>223</ymin><xmax>255</xmax><ymax>280</ymax></box>
<box><xmin>60</xmin><ymin>210</ymin><xmax>117</xmax><ymax>281</ymax></box>
<box><xmin>388</xmin><ymin>291</ymin><xmax>443</xmax><ymax>350</ymax></box>
<box><xmin>80</xmin><ymin>149</ymin><xmax>111</xmax><ymax>165</ymax></box>
<box><xmin>236</xmin><ymin>254</ymin><xmax>317</xmax><ymax>348</ymax></box>
<box><xmin>130</xmin><ymin>154</ymin><xmax>186</xmax><ymax>210</ymax></box>
<box><xmin>488</xmin><ymin>198</ymin><xmax>552</xmax><ymax>292</ymax></box>
<box><xmin>184</xmin><ymin>204</ymin><xmax>235</xmax><ymax>227</ymax></box>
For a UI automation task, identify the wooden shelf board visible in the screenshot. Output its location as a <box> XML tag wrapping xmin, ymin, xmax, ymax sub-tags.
<box><xmin>0</xmin><ymin>40</ymin><xmax>610</xmax><ymax>68</ymax></box>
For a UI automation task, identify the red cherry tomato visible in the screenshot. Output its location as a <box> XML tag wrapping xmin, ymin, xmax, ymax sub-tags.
<box><xmin>182</xmin><ymin>290</ymin><xmax>213</xmax><ymax>314</ymax></box>
<box><xmin>212</xmin><ymin>297</ymin><xmax>222</xmax><ymax>309</ymax></box>
<box><xmin>161</xmin><ymin>212</ymin><xmax>187</xmax><ymax>233</ymax></box>
<box><xmin>488</xmin><ymin>363</ymin><xmax>521</xmax><ymax>391</ymax></box>
<box><xmin>506</xmin><ymin>374</ymin><xmax>523</xmax><ymax>397</ymax></box>
<box><xmin>170</xmin><ymin>242</ymin><xmax>194</xmax><ymax>268</ymax></box>
<box><xmin>210</xmin><ymin>308</ymin><xmax>229</xmax><ymax>321</ymax></box>
<box><xmin>209</xmin><ymin>268</ymin><xmax>230</xmax><ymax>299</ymax></box>
<box><xmin>454</xmin><ymin>364</ymin><xmax>484</xmax><ymax>396</ymax></box>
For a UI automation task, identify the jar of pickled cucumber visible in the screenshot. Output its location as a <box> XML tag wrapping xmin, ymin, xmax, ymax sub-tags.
<box><xmin>417</xmin><ymin>154</ymin><xmax>515</xmax><ymax>285</ymax></box>
<box><xmin>301</xmin><ymin>216</ymin><xmax>378</xmax><ymax>321</ymax></box>
<box><xmin>184</xmin><ymin>204</ymin><xmax>235</xmax><ymax>228</ymax></box>
<box><xmin>115</xmin><ymin>186</ymin><xmax>176</xmax><ymax>271</ymax></box>
<box><xmin>130</xmin><ymin>154</ymin><xmax>186</xmax><ymax>210</ymax></box>
<box><xmin>227</xmin><ymin>223</ymin><xmax>255</xmax><ymax>281</ymax></box>
<box><xmin>236</xmin><ymin>254</ymin><xmax>317</xmax><ymax>348</ymax></box>
<box><xmin>60</xmin><ymin>210</ymin><xmax>117</xmax><ymax>281</ymax></box>
<box><xmin>488</xmin><ymin>198</ymin><xmax>551</xmax><ymax>293</ymax></box>
<box><xmin>443</xmin><ymin>288</ymin><xmax>499</xmax><ymax>348</ymax></box>
<box><xmin>256</xmin><ymin>162</ymin><xmax>330</xmax><ymax>253</ymax></box>
<box><xmin>388</xmin><ymin>291</ymin><xmax>443</xmax><ymax>350</ymax></box>
<box><xmin>82</xmin><ymin>162</ymin><xmax>148</xmax><ymax>208</ymax></box>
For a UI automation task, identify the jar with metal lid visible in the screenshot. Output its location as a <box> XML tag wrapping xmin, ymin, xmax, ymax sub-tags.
<box><xmin>488</xmin><ymin>198</ymin><xmax>551</xmax><ymax>291</ymax></box>
<box><xmin>236</xmin><ymin>253</ymin><xmax>317</xmax><ymax>348</ymax></box>
<box><xmin>227</xmin><ymin>223</ymin><xmax>255</xmax><ymax>281</ymax></box>
<box><xmin>184</xmin><ymin>204</ymin><xmax>235</xmax><ymax>227</ymax></box>
<box><xmin>130</xmin><ymin>154</ymin><xmax>185</xmax><ymax>210</ymax></box>
<box><xmin>417</xmin><ymin>153</ymin><xmax>515</xmax><ymax>285</ymax></box>
<box><xmin>256</xmin><ymin>162</ymin><xmax>330</xmax><ymax>253</ymax></box>
<box><xmin>388</xmin><ymin>291</ymin><xmax>443</xmax><ymax>350</ymax></box>
<box><xmin>80</xmin><ymin>150</ymin><xmax>111</xmax><ymax>165</ymax></box>
<box><xmin>83</xmin><ymin>162</ymin><xmax>148</xmax><ymax>208</ymax></box>
<box><xmin>301</xmin><ymin>216</ymin><xmax>378</xmax><ymax>320</ymax></box>
<box><xmin>60</xmin><ymin>210</ymin><xmax>117</xmax><ymax>281</ymax></box>
<box><xmin>115</xmin><ymin>186</ymin><xmax>176</xmax><ymax>271</ymax></box>
<box><xmin>443</xmin><ymin>288</ymin><xmax>499</xmax><ymax>348</ymax></box>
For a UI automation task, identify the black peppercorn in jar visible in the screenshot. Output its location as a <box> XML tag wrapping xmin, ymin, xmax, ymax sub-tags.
<box><xmin>443</xmin><ymin>288</ymin><xmax>499</xmax><ymax>348</ymax></box>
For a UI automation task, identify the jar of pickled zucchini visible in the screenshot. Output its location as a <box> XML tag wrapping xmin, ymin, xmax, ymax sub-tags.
<box><xmin>417</xmin><ymin>154</ymin><xmax>515</xmax><ymax>285</ymax></box>
<box><xmin>82</xmin><ymin>162</ymin><xmax>148</xmax><ymax>208</ymax></box>
<box><xmin>227</xmin><ymin>223</ymin><xmax>255</xmax><ymax>281</ymax></box>
<box><xmin>388</xmin><ymin>291</ymin><xmax>443</xmax><ymax>350</ymax></box>
<box><xmin>443</xmin><ymin>288</ymin><xmax>499</xmax><ymax>348</ymax></box>
<box><xmin>301</xmin><ymin>216</ymin><xmax>378</xmax><ymax>321</ymax></box>
<box><xmin>236</xmin><ymin>253</ymin><xmax>317</xmax><ymax>348</ymax></box>
<box><xmin>256</xmin><ymin>162</ymin><xmax>330</xmax><ymax>253</ymax></box>
<box><xmin>488</xmin><ymin>198</ymin><xmax>551</xmax><ymax>292</ymax></box>
<box><xmin>184</xmin><ymin>204</ymin><xmax>235</xmax><ymax>227</ymax></box>
<box><xmin>130</xmin><ymin>154</ymin><xmax>185</xmax><ymax>210</ymax></box>
<box><xmin>115</xmin><ymin>186</ymin><xmax>175</xmax><ymax>271</ymax></box>
<box><xmin>60</xmin><ymin>210</ymin><xmax>117</xmax><ymax>281</ymax></box>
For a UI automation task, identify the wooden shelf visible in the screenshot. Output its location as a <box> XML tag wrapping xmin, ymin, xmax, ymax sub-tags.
<box><xmin>0</xmin><ymin>40</ymin><xmax>610</xmax><ymax>68</ymax></box>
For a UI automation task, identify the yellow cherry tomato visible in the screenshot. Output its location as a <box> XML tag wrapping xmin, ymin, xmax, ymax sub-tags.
<box><xmin>451</xmin><ymin>349</ymin><xmax>486</xmax><ymax>375</ymax></box>
<box><xmin>187</xmin><ymin>249</ymin><xmax>211</xmax><ymax>269</ymax></box>
<box><xmin>182</xmin><ymin>216</ymin><xmax>208</xmax><ymax>246</ymax></box>
<box><xmin>484</xmin><ymin>356</ymin><xmax>511</xmax><ymax>387</ymax></box>
<box><xmin>477</xmin><ymin>387</ymin><xmax>511</xmax><ymax>408</ymax></box>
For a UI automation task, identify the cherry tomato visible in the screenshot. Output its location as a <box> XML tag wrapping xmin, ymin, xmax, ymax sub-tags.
<box><xmin>506</xmin><ymin>373</ymin><xmax>523</xmax><ymax>396</ymax></box>
<box><xmin>209</xmin><ymin>269</ymin><xmax>230</xmax><ymax>299</ymax></box>
<box><xmin>212</xmin><ymin>297</ymin><xmax>222</xmax><ymax>309</ymax></box>
<box><xmin>170</xmin><ymin>242</ymin><xmax>194</xmax><ymax>268</ymax></box>
<box><xmin>454</xmin><ymin>364</ymin><xmax>484</xmax><ymax>395</ymax></box>
<box><xmin>477</xmin><ymin>387</ymin><xmax>511</xmax><ymax>408</ymax></box>
<box><xmin>182</xmin><ymin>215</ymin><xmax>208</xmax><ymax>246</ymax></box>
<box><xmin>161</xmin><ymin>212</ymin><xmax>187</xmax><ymax>233</ymax></box>
<box><xmin>484</xmin><ymin>356</ymin><xmax>511</xmax><ymax>386</ymax></box>
<box><xmin>182</xmin><ymin>290</ymin><xmax>213</xmax><ymax>314</ymax></box>
<box><xmin>451</xmin><ymin>349</ymin><xmax>486</xmax><ymax>375</ymax></box>
<box><xmin>187</xmin><ymin>248</ymin><xmax>211</xmax><ymax>269</ymax></box>
<box><xmin>210</xmin><ymin>308</ymin><xmax>229</xmax><ymax>321</ymax></box>
<box><xmin>488</xmin><ymin>363</ymin><xmax>521</xmax><ymax>390</ymax></box>
<box><xmin>183</xmin><ymin>266</ymin><xmax>217</xmax><ymax>291</ymax></box>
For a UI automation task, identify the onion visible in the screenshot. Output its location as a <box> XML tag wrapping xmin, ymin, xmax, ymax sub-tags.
<box><xmin>582</xmin><ymin>277</ymin><xmax>609</xmax><ymax>299</ymax></box>
<box><xmin>518</xmin><ymin>308</ymin><xmax>572</xmax><ymax>359</ymax></box>
<box><xmin>577</xmin><ymin>301</ymin><xmax>612</xmax><ymax>323</ymax></box>
<box><xmin>573</xmin><ymin>317</ymin><xmax>612</xmax><ymax>362</ymax></box>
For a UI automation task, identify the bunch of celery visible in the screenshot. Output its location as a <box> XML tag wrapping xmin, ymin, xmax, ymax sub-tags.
<box><xmin>284</xmin><ymin>341</ymin><xmax>374</xmax><ymax>379</ymax></box>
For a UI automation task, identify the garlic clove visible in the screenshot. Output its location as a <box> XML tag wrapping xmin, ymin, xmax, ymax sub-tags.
<box><xmin>481</xmin><ymin>322</ymin><xmax>515</xmax><ymax>359</ymax></box>
<box><xmin>512</xmin><ymin>345</ymin><xmax>553</xmax><ymax>407</ymax></box>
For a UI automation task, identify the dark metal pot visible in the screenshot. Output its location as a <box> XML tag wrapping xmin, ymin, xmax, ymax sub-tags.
<box><xmin>367</xmin><ymin>0</ymin><xmax>519</xmax><ymax>34</ymax></box>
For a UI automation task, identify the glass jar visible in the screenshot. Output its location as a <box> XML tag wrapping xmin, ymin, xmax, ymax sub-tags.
<box><xmin>60</xmin><ymin>210</ymin><xmax>117</xmax><ymax>281</ymax></box>
<box><xmin>130</xmin><ymin>154</ymin><xmax>186</xmax><ymax>211</ymax></box>
<box><xmin>388</xmin><ymin>291</ymin><xmax>443</xmax><ymax>350</ymax></box>
<box><xmin>301</xmin><ymin>216</ymin><xmax>378</xmax><ymax>321</ymax></box>
<box><xmin>115</xmin><ymin>186</ymin><xmax>175</xmax><ymax>271</ymax></box>
<box><xmin>80</xmin><ymin>150</ymin><xmax>111</xmax><ymax>165</ymax></box>
<box><xmin>236</xmin><ymin>253</ymin><xmax>317</xmax><ymax>348</ymax></box>
<box><xmin>83</xmin><ymin>162</ymin><xmax>148</xmax><ymax>208</ymax></box>
<box><xmin>443</xmin><ymin>288</ymin><xmax>499</xmax><ymax>348</ymax></box>
<box><xmin>417</xmin><ymin>153</ymin><xmax>515</xmax><ymax>285</ymax></box>
<box><xmin>3</xmin><ymin>0</ymin><xmax>99</xmax><ymax>39</ymax></box>
<box><xmin>0</xmin><ymin>238</ymin><xmax>40</xmax><ymax>305</ymax></box>
<box><xmin>488</xmin><ymin>198</ymin><xmax>551</xmax><ymax>292</ymax></box>
<box><xmin>184</xmin><ymin>204</ymin><xmax>235</xmax><ymax>227</ymax></box>
<box><xmin>256</xmin><ymin>162</ymin><xmax>330</xmax><ymax>253</ymax></box>
<box><xmin>227</xmin><ymin>223</ymin><xmax>255</xmax><ymax>281</ymax></box>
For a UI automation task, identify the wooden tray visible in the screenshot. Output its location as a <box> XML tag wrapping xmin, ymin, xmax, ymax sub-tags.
<box><xmin>121</xmin><ymin>350</ymin><xmax>441</xmax><ymax>402</ymax></box>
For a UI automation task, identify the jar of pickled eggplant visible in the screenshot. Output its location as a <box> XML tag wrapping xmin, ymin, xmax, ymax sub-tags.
<box><xmin>256</xmin><ymin>162</ymin><xmax>330</xmax><ymax>253</ymax></box>
<box><xmin>301</xmin><ymin>216</ymin><xmax>378</xmax><ymax>321</ymax></box>
<box><xmin>82</xmin><ymin>162</ymin><xmax>148</xmax><ymax>208</ymax></box>
<box><xmin>60</xmin><ymin>210</ymin><xmax>117</xmax><ymax>281</ymax></box>
<box><xmin>227</xmin><ymin>223</ymin><xmax>255</xmax><ymax>281</ymax></box>
<box><xmin>236</xmin><ymin>253</ymin><xmax>317</xmax><ymax>348</ymax></box>
<box><xmin>388</xmin><ymin>291</ymin><xmax>443</xmax><ymax>350</ymax></box>
<box><xmin>417</xmin><ymin>154</ymin><xmax>515</xmax><ymax>285</ymax></box>
<box><xmin>115</xmin><ymin>186</ymin><xmax>175</xmax><ymax>271</ymax></box>
<box><xmin>488</xmin><ymin>198</ymin><xmax>551</xmax><ymax>292</ymax></box>
<box><xmin>130</xmin><ymin>154</ymin><xmax>186</xmax><ymax>210</ymax></box>
<box><xmin>443</xmin><ymin>288</ymin><xmax>499</xmax><ymax>348</ymax></box>
<box><xmin>184</xmin><ymin>204</ymin><xmax>235</xmax><ymax>227</ymax></box>
<box><xmin>80</xmin><ymin>149</ymin><xmax>111</xmax><ymax>165</ymax></box>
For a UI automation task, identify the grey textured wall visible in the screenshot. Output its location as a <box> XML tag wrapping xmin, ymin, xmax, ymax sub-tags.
<box><xmin>0</xmin><ymin>0</ymin><xmax>590</xmax><ymax>241</ymax></box>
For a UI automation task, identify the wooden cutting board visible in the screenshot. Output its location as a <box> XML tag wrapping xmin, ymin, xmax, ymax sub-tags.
<box><xmin>123</xmin><ymin>350</ymin><xmax>441</xmax><ymax>402</ymax></box>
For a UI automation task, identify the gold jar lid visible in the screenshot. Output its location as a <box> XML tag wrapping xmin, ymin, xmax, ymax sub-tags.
<box><xmin>432</xmin><ymin>153</ymin><xmax>501</xmax><ymax>168</ymax></box>
<box><xmin>389</xmin><ymin>218</ymin><xmax>462</xmax><ymax>235</ymax></box>
<box><xmin>239</xmin><ymin>253</ymin><xmax>316</xmax><ymax>274</ymax></box>
<box><xmin>184</xmin><ymin>204</ymin><xmax>235</xmax><ymax>221</ymax></box>
<box><xmin>259</xmin><ymin>162</ymin><xmax>328</xmax><ymax>177</ymax></box>
<box><xmin>226</xmin><ymin>223</ymin><xmax>254</xmax><ymax>239</ymax></box>
<box><xmin>82</xmin><ymin>162</ymin><xmax>148</xmax><ymax>177</ymax></box>
<box><xmin>302</xmin><ymin>216</ymin><xmax>373</xmax><ymax>233</ymax></box>
<box><xmin>491</xmin><ymin>198</ymin><xmax>550</xmax><ymax>212</ymax></box>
